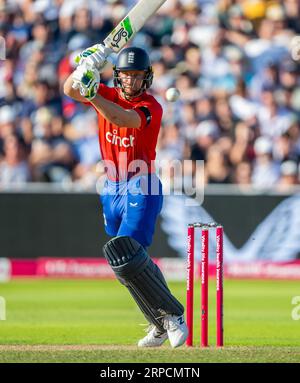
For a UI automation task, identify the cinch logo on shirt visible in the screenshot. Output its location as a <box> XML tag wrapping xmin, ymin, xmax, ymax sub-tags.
<box><xmin>106</xmin><ymin>129</ymin><xmax>135</xmax><ymax>147</ymax></box>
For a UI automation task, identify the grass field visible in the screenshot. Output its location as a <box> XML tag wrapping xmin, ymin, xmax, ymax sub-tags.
<box><xmin>0</xmin><ymin>278</ymin><xmax>300</xmax><ymax>363</ymax></box>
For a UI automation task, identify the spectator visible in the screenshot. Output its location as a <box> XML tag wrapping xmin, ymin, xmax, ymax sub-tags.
<box><xmin>0</xmin><ymin>0</ymin><xmax>299</xmax><ymax>188</ymax></box>
<box><xmin>157</xmin><ymin>123</ymin><xmax>185</xmax><ymax>161</ymax></box>
<box><xmin>29</xmin><ymin>107</ymin><xmax>74</xmax><ymax>182</ymax></box>
<box><xmin>284</xmin><ymin>0</ymin><xmax>300</xmax><ymax>33</ymax></box>
<box><xmin>229</xmin><ymin>121</ymin><xmax>255</xmax><ymax>165</ymax></box>
<box><xmin>21</xmin><ymin>80</ymin><xmax>61</xmax><ymax>119</ymax></box>
<box><xmin>249</xmin><ymin>62</ymin><xmax>280</xmax><ymax>101</ymax></box>
<box><xmin>190</xmin><ymin>120</ymin><xmax>219</xmax><ymax>162</ymax></box>
<box><xmin>234</xmin><ymin>161</ymin><xmax>252</xmax><ymax>185</ymax></box>
<box><xmin>230</xmin><ymin>78</ymin><xmax>259</xmax><ymax>120</ymax></box>
<box><xmin>252</xmin><ymin>136</ymin><xmax>280</xmax><ymax>187</ymax></box>
<box><xmin>205</xmin><ymin>145</ymin><xmax>231</xmax><ymax>184</ymax></box>
<box><xmin>213</xmin><ymin>96</ymin><xmax>238</xmax><ymax>135</ymax></box>
<box><xmin>64</xmin><ymin>7</ymin><xmax>99</xmax><ymax>43</ymax></box>
<box><xmin>273</xmin><ymin>132</ymin><xmax>297</xmax><ymax>163</ymax></box>
<box><xmin>19</xmin><ymin>19</ymin><xmax>61</xmax><ymax>65</ymax></box>
<box><xmin>202</xmin><ymin>32</ymin><xmax>234</xmax><ymax>92</ymax></box>
<box><xmin>179</xmin><ymin>102</ymin><xmax>197</xmax><ymax>143</ymax></box>
<box><xmin>278</xmin><ymin>160</ymin><xmax>298</xmax><ymax>188</ymax></box>
<box><xmin>257</xmin><ymin>86</ymin><xmax>294</xmax><ymax>139</ymax></box>
<box><xmin>184</xmin><ymin>46</ymin><xmax>202</xmax><ymax>82</ymax></box>
<box><xmin>65</xmin><ymin>109</ymin><xmax>100</xmax><ymax>187</ymax></box>
<box><xmin>280</xmin><ymin>60</ymin><xmax>299</xmax><ymax>91</ymax></box>
<box><xmin>0</xmin><ymin>134</ymin><xmax>31</xmax><ymax>185</ymax></box>
<box><xmin>0</xmin><ymin>106</ymin><xmax>16</xmax><ymax>149</ymax></box>
<box><xmin>195</xmin><ymin>95</ymin><xmax>214</xmax><ymax>122</ymax></box>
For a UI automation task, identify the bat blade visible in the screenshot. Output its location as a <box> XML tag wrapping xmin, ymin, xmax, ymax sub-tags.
<box><xmin>104</xmin><ymin>0</ymin><xmax>167</xmax><ymax>53</ymax></box>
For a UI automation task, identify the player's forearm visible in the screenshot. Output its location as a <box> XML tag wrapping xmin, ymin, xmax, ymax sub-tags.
<box><xmin>90</xmin><ymin>94</ymin><xmax>141</xmax><ymax>128</ymax></box>
<box><xmin>63</xmin><ymin>74</ymin><xmax>87</xmax><ymax>102</ymax></box>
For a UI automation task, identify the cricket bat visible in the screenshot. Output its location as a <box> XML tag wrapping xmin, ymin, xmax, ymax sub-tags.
<box><xmin>104</xmin><ymin>0</ymin><xmax>167</xmax><ymax>53</ymax></box>
<box><xmin>72</xmin><ymin>0</ymin><xmax>167</xmax><ymax>91</ymax></box>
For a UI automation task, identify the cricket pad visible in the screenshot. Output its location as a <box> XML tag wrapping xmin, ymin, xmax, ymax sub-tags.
<box><xmin>103</xmin><ymin>236</ymin><xmax>184</xmax><ymax>331</ymax></box>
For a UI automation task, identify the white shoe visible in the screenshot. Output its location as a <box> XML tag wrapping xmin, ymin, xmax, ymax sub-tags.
<box><xmin>163</xmin><ymin>314</ymin><xmax>188</xmax><ymax>348</ymax></box>
<box><xmin>138</xmin><ymin>324</ymin><xmax>168</xmax><ymax>347</ymax></box>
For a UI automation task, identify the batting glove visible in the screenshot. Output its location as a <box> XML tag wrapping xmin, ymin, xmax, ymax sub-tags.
<box><xmin>72</xmin><ymin>63</ymin><xmax>100</xmax><ymax>101</ymax></box>
<box><xmin>75</xmin><ymin>44</ymin><xmax>112</xmax><ymax>72</ymax></box>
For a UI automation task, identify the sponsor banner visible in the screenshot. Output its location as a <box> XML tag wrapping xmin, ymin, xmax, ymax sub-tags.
<box><xmin>0</xmin><ymin>258</ymin><xmax>11</xmax><ymax>282</ymax></box>
<box><xmin>158</xmin><ymin>260</ymin><xmax>300</xmax><ymax>280</ymax></box>
<box><xmin>10</xmin><ymin>259</ymin><xmax>37</xmax><ymax>276</ymax></box>
<box><xmin>38</xmin><ymin>258</ymin><xmax>188</xmax><ymax>280</ymax></box>
<box><xmin>226</xmin><ymin>261</ymin><xmax>300</xmax><ymax>280</ymax></box>
<box><xmin>8</xmin><ymin>258</ymin><xmax>300</xmax><ymax>280</ymax></box>
<box><xmin>37</xmin><ymin>258</ymin><xmax>115</xmax><ymax>279</ymax></box>
<box><xmin>156</xmin><ymin>259</ymin><xmax>215</xmax><ymax>281</ymax></box>
<box><xmin>156</xmin><ymin>258</ymin><xmax>187</xmax><ymax>281</ymax></box>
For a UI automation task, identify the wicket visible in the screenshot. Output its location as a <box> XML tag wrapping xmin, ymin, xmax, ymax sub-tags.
<box><xmin>186</xmin><ymin>222</ymin><xmax>224</xmax><ymax>347</ymax></box>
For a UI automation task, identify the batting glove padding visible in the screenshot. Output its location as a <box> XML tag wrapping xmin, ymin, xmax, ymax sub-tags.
<box><xmin>75</xmin><ymin>44</ymin><xmax>112</xmax><ymax>72</ymax></box>
<box><xmin>72</xmin><ymin>63</ymin><xmax>100</xmax><ymax>100</ymax></box>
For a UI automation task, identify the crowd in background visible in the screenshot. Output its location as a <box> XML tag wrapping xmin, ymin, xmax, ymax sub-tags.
<box><xmin>1</xmin><ymin>0</ymin><xmax>300</xmax><ymax>189</ymax></box>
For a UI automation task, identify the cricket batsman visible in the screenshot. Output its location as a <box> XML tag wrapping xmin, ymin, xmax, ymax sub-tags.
<box><xmin>63</xmin><ymin>44</ymin><xmax>188</xmax><ymax>348</ymax></box>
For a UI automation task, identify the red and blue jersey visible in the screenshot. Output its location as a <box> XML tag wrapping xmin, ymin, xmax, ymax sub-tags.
<box><xmin>92</xmin><ymin>84</ymin><xmax>163</xmax><ymax>180</ymax></box>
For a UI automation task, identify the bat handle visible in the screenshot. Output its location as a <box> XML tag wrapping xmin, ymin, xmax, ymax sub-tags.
<box><xmin>103</xmin><ymin>44</ymin><xmax>114</xmax><ymax>58</ymax></box>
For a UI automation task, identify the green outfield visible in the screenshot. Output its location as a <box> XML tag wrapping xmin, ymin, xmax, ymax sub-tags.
<box><xmin>0</xmin><ymin>278</ymin><xmax>299</xmax><ymax>362</ymax></box>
